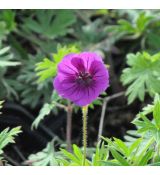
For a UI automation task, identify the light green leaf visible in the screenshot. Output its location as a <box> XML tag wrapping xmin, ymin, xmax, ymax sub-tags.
<box><xmin>138</xmin><ymin>150</ymin><xmax>153</xmax><ymax>166</ymax></box>
<box><xmin>153</xmin><ymin>101</ymin><xmax>160</xmax><ymax>129</ymax></box>
<box><xmin>1</xmin><ymin>10</ymin><xmax>16</xmax><ymax>32</ymax></box>
<box><xmin>73</xmin><ymin>144</ymin><xmax>83</xmax><ymax>160</ymax></box>
<box><xmin>109</xmin><ymin>148</ymin><xmax>129</xmax><ymax>166</ymax></box>
<box><xmin>129</xmin><ymin>138</ymin><xmax>142</xmax><ymax>154</ymax></box>
<box><xmin>136</xmin><ymin>12</ymin><xmax>153</xmax><ymax>33</ymax></box>
<box><xmin>36</xmin><ymin>45</ymin><xmax>80</xmax><ymax>82</ymax></box>
<box><xmin>61</xmin><ymin>148</ymin><xmax>80</xmax><ymax>165</ymax></box>
<box><xmin>0</xmin><ymin>61</ymin><xmax>21</xmax><ymax>67</ymax></box>
<box><xmin>113</xmin><ymin>138</ymin><xmax>129</xmax><ymax>156</ymax></box>
<box><xmin>36</xmin><ymin>58</ymin><xmax>57</xmax><ymax>82</ymax></box>
<box><xmin>26</xmin><ymin>140</ymin><xmax>60</xmax><ymax>166</ymax></box>
<box><xmin>121</xmin><ymin>52</ymin><xmax>160</xmax><ymax>104</ymax></box>
<box><xmin>32</xmin><ymin>103</ymin><xmax>55</xmax><ymax>129</ymax></box>
<box><xmin>98</xmin><ymin>161</ymin><xmax>120</xmax><ymax>166</ymax></box>
<box><xmin>0</xmin><ymin>126</ymin><xmax>22</xmax><ymax>151</ymax></box>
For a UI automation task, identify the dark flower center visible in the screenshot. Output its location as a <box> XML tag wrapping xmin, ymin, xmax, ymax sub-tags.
<box><xmin>76</xmin><ymin>71</ymin><xmax>93</xmax><ymax>86</ymax></box>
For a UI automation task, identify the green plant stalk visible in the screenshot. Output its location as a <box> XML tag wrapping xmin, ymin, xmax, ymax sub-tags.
<box><xmin>82</xmin><ymin>105</ymin><xmax>88</xmax><ymax>166</ymax></box>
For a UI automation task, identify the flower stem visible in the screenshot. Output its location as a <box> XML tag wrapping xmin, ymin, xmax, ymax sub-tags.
<box><xmin>82</xmin><ymin>105</ymin><xmax>88</xmax><ymax>166</ymax></box>
<box><xmin>66</xmin><ymin>103</ymin><xmax>73</xmax><ymax>152</ymax></box>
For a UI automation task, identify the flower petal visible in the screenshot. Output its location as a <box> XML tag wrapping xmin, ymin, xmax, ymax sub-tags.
<box><xmin>71</xmin><ymin>57</ymin><xmax>85</xmax><ymax>72</ymax></box>
<box><xmin>78</xmin><ymin>52</ymin><xmax>103</xmax><ymax>71</ymax></box>
<box><xmin>73</xmin><ymin>86</ymin><xmax>100</xmax><ymax>106</ymax></box>
<box><xmin>57</xmin><ymin>53</ymin><xmax>78</xmax><ymax>76</ymax></box>
<box><xmin>54</xmin><ymin>75</ymin><xmax>75</xmax><ymax>94</ymax></box>
<box><xmin>53</xmin><ymin>52</ymin><xmax>109</xmax><ymax>106</ymax></box>
<box><xmin>90</xmin><ymin>60</ymin><xmax>109</xmax><ymax>93</ymax></box>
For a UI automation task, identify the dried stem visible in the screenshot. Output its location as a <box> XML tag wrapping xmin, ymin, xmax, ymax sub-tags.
<box><xmin>66</xmin><ymin>103</ymin><xmax>73</xmax><ymax>151</ymax></box>
<box><xmin>98</xmin><ymin>99</ymin><xmax>108</xmax><ymax>142</ymax></box>
<box><xmin>97</xmin><ymin>91</ymin><xmax>125</xmax><ymax>141</ymax></box>
<box><xmin>12</xmin><ymin>145</ymin><xmax>26</xmax><ymax>161</ymax></box>
<box><xmin>82</xmin><ymin>105</ymin><xmax>88</xmax><ymax>166</ymax></box>
<box><xmin>3</xmin><ymin>153</ymin><xmax>20</xmax><ymax>166</ymax></box>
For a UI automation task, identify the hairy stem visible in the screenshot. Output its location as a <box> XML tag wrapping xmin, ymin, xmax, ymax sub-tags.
<box><xmin>82</xmin><ymin>105</ymin><xmax>88</xmax><ymax>166</ymax></box>
<box><xmin>66</xmin><ymin>102</ymin><xmax>73</xmax><ymax>151</ymax></box>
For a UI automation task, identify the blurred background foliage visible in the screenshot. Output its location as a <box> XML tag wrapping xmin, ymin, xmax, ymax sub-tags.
<box><xmin>1</xmin><ymin>9</ymin><xmax>160</xmax><ymax>165</ymax></box>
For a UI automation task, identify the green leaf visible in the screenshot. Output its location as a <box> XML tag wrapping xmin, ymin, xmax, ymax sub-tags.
<box><xmin>26</xmin><ymin>140</ymin><xmax>60</xmax><ymax>166</ymax></box>
<box><xmin>134</xmin><ymin>138</ymin><xmax>154</xmax><ymax>165</ymax></box>
<box><xmin>109</xmin><ymin>148</ymin><xmax>129</xmax><ymax>166</ymax></box>
<box><xmin>121</xmin><ymin>52</ymin><xmax>160</xmax><ymax>104</ymax></box>
<box><xmin>0</xmin><ymin>46</ymin><xmax>20</xmax><ymax>67</ymax></box>
<box><xmin>141</xmin><ymin>104</ymin><xmax>154</xmax><ymax>115</ymax></box>
<box><xmin>147</xmin><ymin>33</ymin><xmax>160</xmax><ymax>50</ymax></box>
<box><xmin>106</xmin><ymin>11</ymin><xmax>154</xmax><ymax>43</ymax></box>
<box><xmin>0</xmin><ymin>21</ymin><xmax>8</xmax><ymax>41</ymax></box>
<box><xmin>98</xmin><ymin>161</ymin><xmax>120</xmax><ymax>166</ymax></box>
<box><xmin>36</xmin><ymin>45</ymin><xmax>80</xmax><ymax>82</ymax></box>
<box><xmin>36</xmin><ymin>58</ymin><xmax>57</xmax><ymax>82</ymax></box>
<box><xmin>52</xmin><ymin>45</ymin><xmax>79</xmax><ymax>63</ymax></box>
<box><xmin>23</xmin><ymin>10</ymin><xmax>76</xmax><ymax>39</ymax></box>
<box><xmin>61</xmin><ymin>148</ymin><xmax>80</xmax><ymax>165</ymax></box>
<box><xmin>32</xmin><ymin>103</ymin><xmax>55</xmax><ymax>129</ymax></box>
<box><xmin>61</xmin><ymin>146</ymin><xmax>91</xmax><ymax>166</ymax></box>
<box><xmin>129</xmin><ymin>138</ymin><xmax>142</xmax><ymax>154</ymax></box>
<box><xmin>0</xmin><ymin>46</ymin><xmax>10</xmax><ymax>55</ymax></box>
<box><xmin>0</xmin><ymin>60</ymin><xmax>21</xmax><ymax>67</ymax></box>
<box><xmin>0</xmin><ymin>101</ymin><xmax>4</xmax><ymax>114</ymax></box>
<box><xmin>138</xmin><ymin>149</ymin><xmax>153</xmax><ymax>166</ymax></box>
<box><xmin>73</xmin><ymin>144</ymin><xmax>83</xmax><ymax>160</ymax></box>
<box><xmin>118</xmin><ymin>19</ymin><xmax>135</xmax><ymax>34</ymax></box>
<box><xmin>153</xmin><ymin>100</ymin><xmax>160</xmax><ymax>129</ymax></box>
<box><xmin>51</xmin><ymin>90</ymin><xmax>61</xmax><ymax>102</ymax></box>
<box><xmin>113</xmin><ymin>138</ymin><xmax>129</xmax><ymax>156</ymax></box>
<box><xmin>92</xmin><ymin>142</ymin><xmax>109</xmax><ymax>166</ymax></box>
<box><xmin>0</xmin><ymin>126</ymin><xmax>22</xmax><ymax>151</ymax></box>
<box><xmin>1</xmin><ymin>10</ymin><xmax>16</xmax><ymax>32</ymax></box>
<box><xmin>136</xmin><ymin>12</ymin><xmax>153</xmax><ymax>33</ymax></box>
<box><xmin>148</xmin><ymin>162</ymin><xmax>160</xmax><ymax>166</ymax></box>
<box><xmin>132</xmin><ymin>114</ymin><xmax>156</xmax><ymax>134</ymax></box>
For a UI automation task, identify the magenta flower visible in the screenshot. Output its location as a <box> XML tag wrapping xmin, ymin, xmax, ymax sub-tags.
<box><xmin>53</xmin><ymin>52</ymin><xmax>109</xmax><ymax>106</ymax></box>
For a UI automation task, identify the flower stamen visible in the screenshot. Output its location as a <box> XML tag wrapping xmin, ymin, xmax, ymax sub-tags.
<box><xmin>76</xmin><ymin>72</ymin><xmax>93</xmax><ymax>86</ymax></box>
